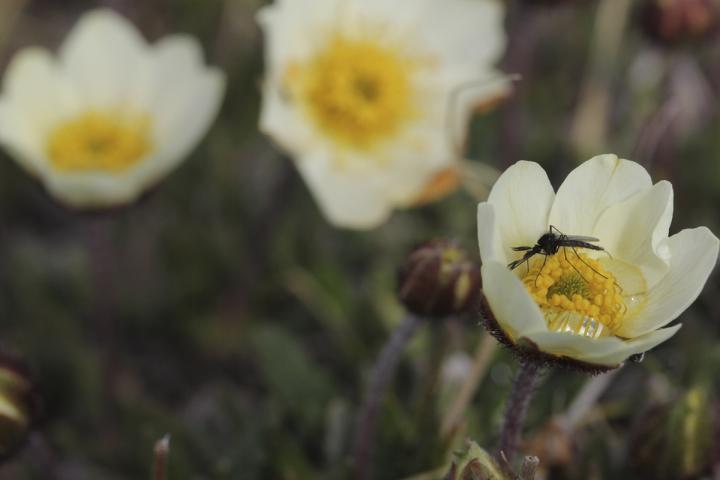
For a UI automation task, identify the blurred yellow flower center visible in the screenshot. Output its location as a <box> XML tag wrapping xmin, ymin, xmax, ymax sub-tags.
<box><xmin>297</xmin><ymin>34</ymin><xmax>417</xmax><ymax>151</ymax></box>
<box><xmin>47</xmin><ymin>111</ymin><xmax>152</xmax><ymax>172</ymax></box>
<box><xmin>522</xmin><ymin>252</ymin><xmax>627</xmax><ymax>339</ymax></box>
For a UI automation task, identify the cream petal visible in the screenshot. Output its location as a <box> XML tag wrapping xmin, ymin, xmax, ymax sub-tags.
<box><xmin>416</xmin><ymin>0</ymin><xmax>505</xmax><ymax>67</ymax></box>
<box><xmin>256</xmin><ymin>0</ymin><xmax>341</xmax><ymax>67</ymax></box>
<box><xmin>477</xmin><ymin>203</ymin><xmax>506</xmax><ymax>265</ymax></box>
<box><xmin>523</xmin><ymin>324</ymin><xmax>680</xmax><ymax>367</ymax></box>
<box><xmin>593</xmin><ymin>181</ymin><xmax>673</xmax><ymax>288</ymax></box>
<box><xmin>130</xmin><ymin>35</ymin><xmax>205</xmax><ymax>111</ymax></box>
<box><xmin>580</xmin><ymin>324</ymin><xmax>681</xmax><ymax>365</ymax></box>
<box><xmin>481</xmin><ymin>261</ymin><xmax>547</xmax><ymax>341</ymax></box>
<box><xmin>0</xmin><ymin>48</ymin><xmax>82</xmax><ymax>176</ymax></box>
<box><xmin>0</xmin><ymin>47</ymin><xmax>79</xmax><ymax>133</ymax></box>
<box><xmin>294</xmin><ymin>149</ymin><xmax>393</xmax><ymax>229</ymax></box>
<box><xmin>486</xmin><ymin>161</ymin><xmax>555</xmax><ymax>263</ymax></box>
<box><xmin>43</xmin><ymin>170</ymin><xmax>141</xmax><ymax>209</ymax></box>
<box><xmin>521</xmin><ymin>330</ymin><xmax>627</xmax><ymax>364</ymax></box>
<box><xmin>548</xmin><ymin>154</ymin><xmax>652</xmax><ymax>236</ymax></box>
<box><xmin>59</xmin><ymin>9</ymin><xmax>147</xmax><ymax>107</ymax></box>
<box><xmin>258</xmin><ymin>81</ymin><xmax>317</xmax><ymax>155</ymax></box>
<box><xmin>617</xmin><ymin>227</ymin><xmax>719</xmax><ymax>338</ymax></box>
<box><xmin>152</xmin><ymin>68</ymin><xmax>225</xmax><ymax>165</ymax></box>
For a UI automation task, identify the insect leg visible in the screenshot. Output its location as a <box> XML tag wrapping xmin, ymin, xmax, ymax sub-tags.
<box><xmin>563</xmin><ymin>247</ymin><xmax>590</xmax><ymax>284</ymax></box>
<box><xmin>534</xmin><ymin>254</ymin><xmax>549</xmax><ymax>287</ymax></box>
<box><xmin>571</xmin><ymin>246</ymin><xmax>608</xmax><ymax>280</ymax></box>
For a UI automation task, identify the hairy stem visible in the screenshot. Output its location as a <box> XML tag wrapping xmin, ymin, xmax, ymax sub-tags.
<box><xmin>496</xmin><ymin>360</ymin><xmax>544</xmax><ymax>464</ymax></box>
<box><xmin>353</xmin><ymin>314</ymin><xmax>424</xmax><ymax>480</ymax></box>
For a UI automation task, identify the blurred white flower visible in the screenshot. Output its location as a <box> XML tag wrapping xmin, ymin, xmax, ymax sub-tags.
<box><xmin>258</xmin><ymin>0</ymin><xmax>508</xmax><ymax>229</ymax></box>
<box><xmin>0</xmin><ymin>9</ymin><xmax>225</xmax><ymax>209</ymax></box>
<box><xmin>477</xmin><ymin>154</ymin><xmax>719</xmax><ymax>368</ymax></box>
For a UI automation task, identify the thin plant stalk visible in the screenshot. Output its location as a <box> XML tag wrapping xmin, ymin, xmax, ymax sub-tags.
<box><xmin>152</xmin><ymin>434</ymin><xmax>171</xmax><ymax>480</ymax></box>
<box><xmin>353</xmin><ymin>314</ymin><xmax>424</xmax><ymax>480</ymax></box>
<box><xmin>440</xmin><ymin>333</ymin><xmax>497</xmax><ymax>439</ymax></box>
<box><xmin>496</xmin><ymin>360</ymin><xmax>544</xmax><ymax>464</ymax></box>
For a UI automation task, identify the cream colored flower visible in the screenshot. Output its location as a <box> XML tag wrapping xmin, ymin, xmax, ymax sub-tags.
<box><xmin>0</xmin><ymin>9</ymin><xmax>225</xmax><ymax>208</ymax></box>
<box><xmin>477</xmin><ymin>154</ymin><xmax>719</xmax><ymax>368</ymax></box>
<box><xmin>258</xmin><ymin>0</ymin><xmax>508</xmax><ymax>229</ymax></box>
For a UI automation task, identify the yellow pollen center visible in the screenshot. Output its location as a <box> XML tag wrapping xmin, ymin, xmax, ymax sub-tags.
<box><xmin>521</xmin><ymin>252</ymin><xmax>627</xmax><ymax>339</ymax></box>
<box><xmin>295</xmin><ymin>34</ymin><xmax>417</xmax><ymax>151</ymax></box>
<box><xmin>46</xmin><ymin>110</ymin><xmax>152</xmax><ymax>172</ymax></box>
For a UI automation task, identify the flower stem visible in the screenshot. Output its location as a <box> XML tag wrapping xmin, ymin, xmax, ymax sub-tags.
<box><xmin>152</xmin><ymin>434</ymin><xmax>170</xmax><ymax>480</ymax></box>
<box><xmin>353</xmin><ymin>314</ymin><xmax>424</xmax><ymax>480</ymax></box>
<box><xmin>496</xmin><ymin>360</ymin><xmax>544</xmax><ymax>464</ymax></box>
<box><xmin>440</xmin><ymin>333</ymin><xmax>497</xmax><ymax>439</ymax></box>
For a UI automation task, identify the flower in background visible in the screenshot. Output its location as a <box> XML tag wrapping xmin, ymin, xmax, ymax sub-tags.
<box><xmin>477</xmin><ymin>154</ymin><xmax>719</xmax><ymax>369</ymax></box>
<box><xmin>257</xmin><ymin>0</ymin><xmax>508</xmax><ymax>229</ymax></box>
<box><xmin>0</xmin><ymin>9</ymin><xmax>225</xmax><ymax>209</ymax></box>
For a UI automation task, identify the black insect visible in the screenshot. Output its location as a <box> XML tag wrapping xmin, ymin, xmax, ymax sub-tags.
<box><xmin>508</xmin><ymin>226</ymin><xmax>608</xmax><ymax>282</ymax></box>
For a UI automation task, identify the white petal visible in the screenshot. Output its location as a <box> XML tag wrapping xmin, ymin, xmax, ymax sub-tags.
<box><xmin>481</xmin><ymin>261</ymin><xmax>547</xmax><ymax>341</ymax></box>
<box><xmin>486</xmin><ymin>161</ymin><xmax>555</xmax><ymax>263</ymax></box>
<box><xmin>294</xmin><ymin>149</ymin><xmax>394</xmax><ymax>229</ymax></box>
<box><xmin>548</xmin><ymin>154</ymin><xmax>652</xmax><ymax>236</ymax></box>
<box><xmin>477</xmin><ymin>203</ymin><xmax>506</xmax><ymax>265</ymax></box>
<box><xmin>617</xmin><ymin>227</ymin><xmax>719</xmax><ymax>338</ymax></box>
<box><xmin>522</xmin><ymin>330</ymin><xmax>626</xmax><ymax>364</ymax></box>
<box><xmin>0</xmin><ymin>48</ymin><xmax>83</xmax><ymax>177</ymax></box>
<box><xmin>131</xmin><ymin>35</ymin><xmax>205</xmax><ymax>111</ymax></box>
<box><xmin>43</xmin><ymin>170</ymin><xmax>141</xmax><ymax>209</ymax></box>
<box><xmin>416</xmin><ymin>0</ymin><xmax>505</xmax><ymax>67</ymax></box>
<box><xmin>523</xmin><ymin>324</ymin><xmax>680</xmax><ymax>367</ymax></box>
<box><xmin>152</xmin><ymin>68</ymin><xmax>225</xmax><ymax>167</ymax></box>
<box><xmin>594</xmin><ymin>181</ymin><xmax>673</xmax><ymax>288</ymax></box>
<box><xmin>59</xmin><ymin>9</ymin><xmax>147</xmax><ymax>107</ymax></box>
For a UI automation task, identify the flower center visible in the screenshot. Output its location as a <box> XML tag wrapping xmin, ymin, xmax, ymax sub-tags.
<box><xmin>521</xmin><ymin>252</ymin><xmax>627</xmax><ymax>339</ymax></box>
<box><xmin>46</xmin><ymin>110</ymin><xmax>152</xmax><ymax>172</ymax></box>
<box><xmin>295</xmin><ymin>33</ymin><xmax>418</xmax><ymax>151</ymax></box>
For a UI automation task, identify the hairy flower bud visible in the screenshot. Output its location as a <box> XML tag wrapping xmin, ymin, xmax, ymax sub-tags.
<box><xmin>443</xmin><ymin>440</ymin><xmax>508</xmax><ymax>480</ymax></box>
<box><xmin>0</xmin><ymin>354</ymin><xmax>41</xmax><ymax>460</ymax></box>
<box><xmin>640</xmin><ymin>0</ymin><xmax>717</xmax><ymax>45</ymax></box>
<box><xmin>397</xmin><ymin>240</ymin><xmax>481</xmax><ymax>318</ymax></box>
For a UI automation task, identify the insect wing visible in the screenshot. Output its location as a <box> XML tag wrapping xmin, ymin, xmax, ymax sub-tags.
<box><xmin>562</xmin><ymin>235</ymin><xmax>600</xmax><ymax>243</ymax></box>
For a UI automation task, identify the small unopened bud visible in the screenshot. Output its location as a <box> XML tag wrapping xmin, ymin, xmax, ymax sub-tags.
<box><xmin>640</xmin><ymin>0</ymin><xmax>717</xmax><ymax>45</ymax></box>
<box><xmin>397</xmin><ymin>240</ymin><xmax>481</xmax><ymax>318</ymax></box>
<box><xmin>0</xmin><ymin>354</ymin><xmax>40</xmax><ymax>460</ymax></box>
<box><xmin>443</xmin><ymin>440</ymin><xmax>508</xmax><ymax>480</ymax></box>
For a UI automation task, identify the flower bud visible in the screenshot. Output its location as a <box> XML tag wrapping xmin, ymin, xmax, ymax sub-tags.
<box><xmin>0</xmin><ymin>354</ymin><xmax>41</xmax><ymax>460</ymax></box>
<box><xmin>443</xmin><ymin>440</ymin><xmax>508</xmax><ymax>480</ymax></box>
<box><xmin>640</xmin><ymin>0</ymin><xmax>718</xmax><ymax>45</ymax></box>
<box><xmin>397</xmin><ymin>240</ymin><xmax>481</xmax><ymax>318</ymax></box>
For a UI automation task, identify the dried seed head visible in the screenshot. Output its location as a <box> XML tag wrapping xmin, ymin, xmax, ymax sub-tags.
<box><xmin>398</xmin><ymin>240</ymin><xmax>481</xmax><ymax>318</ymax></box>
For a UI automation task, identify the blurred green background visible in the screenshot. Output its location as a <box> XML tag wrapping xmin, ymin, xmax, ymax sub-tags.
<box><xmin>0</xmin><ymin>0</ymin><xmax>719</xmax><ymax>478</ymax></box>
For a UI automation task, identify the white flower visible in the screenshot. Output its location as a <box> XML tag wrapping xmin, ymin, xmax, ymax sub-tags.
<box><xmin>477</xmin><ymin>154</ymin><xmax>719</xmax><ymax>368</ymax></box>
<box><xmin>0</xmin><ymin>9</ymin><xmax>225</xmax><ymax>209</ymax></box>
<box><xmin>258</xmin><ymin>0</ymin><xmax>508</xmax><ymax>229</ymax></box>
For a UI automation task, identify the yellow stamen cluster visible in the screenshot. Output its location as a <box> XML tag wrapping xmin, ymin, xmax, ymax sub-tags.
<box><xmin>47</xmin><ymin>110</ymin><xmax>152</xmax><ymax>172</ymax></box>
<box><xmin>296</xmin><ymin>34</ymin><xmax>417</xmax><ymax>151</ymax></box>
<box><xmin>521</xmin><ymin>251</ymin><xmax>626</xmax><ymax>338</ymax></box>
